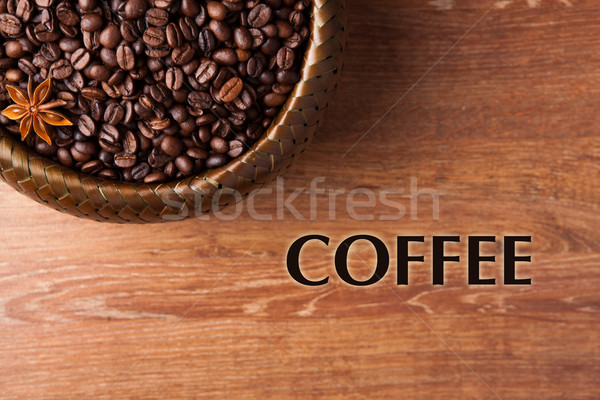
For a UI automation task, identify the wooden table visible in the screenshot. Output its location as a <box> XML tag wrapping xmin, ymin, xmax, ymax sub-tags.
<box><xmin>1</xmin><ymin>0</ymin><xmax>599</xmax><ymax>398</ymax></box>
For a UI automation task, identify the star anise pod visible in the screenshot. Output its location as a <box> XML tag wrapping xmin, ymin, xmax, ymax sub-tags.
<box><xmin>1</xmin><ymin>77</ymin><xmax>72</xmax><ymax>145</ymax></box>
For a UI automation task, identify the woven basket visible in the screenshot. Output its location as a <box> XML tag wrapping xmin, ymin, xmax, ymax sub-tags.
<box><xmin>0</xmin><ymin>0</ymin><xmax>347</xmax><ymax>223</ymax></box>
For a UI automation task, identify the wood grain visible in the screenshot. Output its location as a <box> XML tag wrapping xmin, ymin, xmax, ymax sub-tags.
<box><xmin>1</xmin><ymin>0</ymin><xmax>599</xmax><ymax>398</ymax></box>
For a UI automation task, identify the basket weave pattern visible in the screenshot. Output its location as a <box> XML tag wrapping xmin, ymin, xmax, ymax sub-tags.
<box><xmin>0</xmin><ymin>0</ymin><xmax>347</xmax><ymax>223</ymax></box>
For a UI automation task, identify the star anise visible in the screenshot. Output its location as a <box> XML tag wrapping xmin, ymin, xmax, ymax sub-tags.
<box><xmin>1</xmin><ymin>77</ymin><xmax>72</xmax><ymax>145</ymax></box>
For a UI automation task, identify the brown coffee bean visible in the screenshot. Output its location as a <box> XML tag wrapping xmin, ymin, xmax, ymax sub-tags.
<box><xmin>161</xmin><ymin>135</ymin><xmax>184</xmax><ymax>156</ymax></box>
<box><xmin>146</xmin><ymin>8</ymin><xmax>169</xmax><ymax>27</ymax></box>
<box><xmin>144</xmin><ymin>171</ymin><xmax>169</xmax><ymax>183</ymax></box>
<box><xmin>114</xmin><ymin>152</ymin><xmax>137</xmax><ymax>168</ymax></box>
<box><xmin>207</xmin><ymin>1</ymin><xmax>227</xmax><ymax>20</ymax></box>
<box><xmin>227</xmin><ymin>139</ymin><xmax>245</xmax><ymax>158</ymax></box>
<box><xmin>59</xmin><ymin>38</ymin><xmax>81</xmax><ymax>53</ymax></box>
<box><xmin>210</xmin><ymin>136</ymin><xmax>229</xmax><ymax>154</ymax></box>
<box><xmin>143</xmin><ymin>27</ymin><xmax>166</xmax><ymax>47</ymax></box>
<box><xmin>120</xmin><ymin>20</ymin><xmax>139</xmax><ymax>42</ymax></box>
<box><xmin>212</xmin><ymin>48</ymin><xmax>237</xmax><ymax>66</ymax></box>
<box><xmin>175</xmin><ymin>154</ymin><xmax>194</xmax><ymax>174</ymax></box>
<box><xmin>81</xmin><ymin>87</ymin><xmax>108</xmax><ymax>100</ymax></box>
<box><xmin>99</xmin><ymin>24</ymin><xmax>121</xmax><ymax>49</ymax></box>
<box><xmin>116</xmin><ymin>45</ymin><xmax>135</xmax><ymax>70</ymax></box>
<box><xmin>171</xmin><ymin>43</ymin><xmax>195</xmax><ymax>65</ymax></box>
<box><xmin>125</xmin><ymin>0</ymin><xmax>148</xmax><ymax>19</ymax></box>
<box><xmin>209</xmin><ymin>19</ymin><xmax>231</xmax><ymax>42</ymax></box>
<box><xmin>81</xmin><ymin>14</ymin><xmax>103</xmax><ymax>32</ymax></box>
<box><xmin>104</xmin><ymin>103</ymin><xmax>125</xmax><ymax>125</ymax></box>
<box><xmin>18</xmin><ymin>58</ymin><xmax>36</xmax><ymax>75</ymax></box>
<box><xmin>56</xmin><ymin>4</ymin><xmax>79</xmax><ymax>26</ymax></box>
<box><xmin>132</xmin><ymin>162</ymin><xmax>151</xmax><ymax>180</ymax></box>
<box><xmin>57</xmin><ymin>147</ymin><xmax>74</xmax><ymax>167</ymax></box>
<box><xmin>165</xmin><ymin>23</ymin><xmax>182</xmax><ymax>48</ymax></box>
<box><xmin>248</xmin><ymin>4</ymin><xmax>272</xmax><ymax>28</ymax></box>
<box><xmin>74</xmin><ymin>141</ymin><xmax>97</xmax><ymax>155</ymax></box>
<box><xmin>219</xmin><ymin>77</ymin><xmax>243</xmax><ymax>103</ymax></box>
<box><xmin>234</xmin><ymin>26</ymin><xmax>252</xmax><ymax>50</ymax></box>
<box><xmin>277</xmin><ymin>47</ymin><xmax>295</xmax><ymax>69</ymax></box>
<box><xmin>70</xmin><ymin>48</ymin><xmax>90</xmax><ymax>70</ymax></box>
<box><xmin>50</xmin><ymin>60</ymin><xmax>73</xmax><ymax>79</ymax></box>
<box><xmin>0</xmin><ymin>14</ymin><xmax>23</xmax><ymax>36</ymax></box>
<box><xmin>77</xmin><ymin>114</ymin><xmax>96</xmax><ymax>137</ymax></box>
<box><xmin>276</xmin><ymin>69</ymin><xmax>299</xmax><ymax>85</ymax></box>
<box><xmin>88</xmin><ymin>64</ymin><xmax>110</xmax><ymax>81</ymax></box>
<box><xmin>180</xmin><ymin>0</ymin><xmax>200</xmax><ymax>17</ymax></box>
<box><xmin>81</xmin><ymin>160</ymin><xmax>103</xmax><ymax>174</ymax></box>
<box><xmin>195</xmin><ymin>58</ymin><xmax>218</xmax><ymax>84</ymax></box>
<box><xmin>165</xmin><ymin>67</ymin><xmax>183</xmax><ymax>90</ymax></box>
<box><xmin>205</xmin><ymin>153</ymin><xmax>228</xmax><ymax>169</ymax></box>
<box><xmin>5</xmin><ymin>41</ymin><xmax>26</xmax><ymax>58</ymax></box>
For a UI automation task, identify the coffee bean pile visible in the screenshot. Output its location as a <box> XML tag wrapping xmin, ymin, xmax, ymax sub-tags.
<box><xmin>0</xmin><ymin>0</ymin><xmax>310</xmax><ymax>183</ymax></box>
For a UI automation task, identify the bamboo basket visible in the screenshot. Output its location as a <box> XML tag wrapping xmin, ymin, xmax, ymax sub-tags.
<box><xmin>0</xmin><ymin>0</ymin><xmax>347</xmax><ymax>223</ymax></box>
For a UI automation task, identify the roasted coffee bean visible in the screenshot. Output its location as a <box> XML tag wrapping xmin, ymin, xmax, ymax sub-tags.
<box><xmin>212</xmin><ymin>48</ymin><xmax>237</xmax><ymax>66</ymax></box>
<box><xmin>209</xmin><ymin>19</ymin><xmax>231</xmax><ymax>42</ymax></box>
<box><xmin>143</xmin><ymin>27</ymin><xmax>166</xmax><ymax>47</ymax></box>
<box><xmin>277</xmin><ymin>47</ymin><xmax>295</xmax><ymax>69</ymax></box>
<box><xmin>178</xmin><ymin>16</ymin><xmax>198</xmax><ymax>41</ymax></box>
<box><xmin>88</xmin><ymin>64</ymin><xmax>110</xmax><ymax>81</ymax></box>
<box><xmin>171</xmin><ymin>43</ymin><xmax>195</xmax><ymax>65</ymax></box>
<box><xmin>234</xmin><ymin>26</ymin><xmax>252</xmax><ymax>50</ymax></box>
<box><xmin>0</xmin><ymin>14</ymin><xmax>22</xmax><ymax>35</ymax></box>
<box><xmin>227</xmin><ymin>139</ymin><xmax>245</xmax><ymax>158</ymax></box>
<box><xmin>81</xmin><ymin>14</ymin><xmax>103</xmax><ymax>32</ymax></box>
<box><xmin>74</xmin><ymin>140</ymin><xmax>97</xmax><ymax>156</ymax></box>
<box><xmin>207</xmin><ymin>1</ymin><xmax>227</xmax><ymax>20</ymax></box>
<box><xmin>70</xmin><ymin>48</ymin><xmax>91</xmax><ymax>70</ymax></box>
<box><xmin>120</xmin><ymin>20</ymin><xmax>139</xmax><ymax>42</ymax></box>
<box><xmin>5</xmin><ymin>41</ymin><xmax>26</xmax><ymax>58</ymax></box>
<box><xmin>99</xmin><ymin>24</ymin><xmax>121</xmax><ymax>49</ymax></box>
<box><xmin>219</xmin><ymin>77</ymin><xmax>243</xmax><ymax>103</ymax></box>
<box><xmin>166</xmin><ymin>22</ymin><xmax>183</xmax><ymax>48</ymax></box>
<box><xmin>125</xmin><ymin>0</ymin><xmax>148</xmax><ymax>19</ymax></box>
<box><xmin>131</xmin><ymin>162</ymin><xmax>150</xmax><ymax>180</ymax></box>
<box><xmin>116</xmin><ymin>44</ymin><xmax>135</xmax><ymax>70</ymax></box>
<box><xmin>210</xmin><ymin>136</ymin><xmax>228</xmax><ymax>154</ymax></box>
<box><xmin>81</xmin><ymin>87</ymin><xmax>107</xmax><ymax>100</ymax></box>
<box><xmin>146</xmin><ymin>8</ymin><xmax>168</xmax><ymax>26</ymax></box>
<box><xmin>276</xmin><ymin>69</ymin><xmax>299</xmax><ymax>85</ymax></box>
<box><xmin>57</xmin><ymin>147</ymin><xmax>74</xmax><ymax>166</ymax></box>
<box><xmin>56</xmin><ymin>4</ymin><xmax>79</xmax><ymax>26</ymax></box>
<box><xmin>114</xmin><ymin>152</ymin><xmax>137</xmax><ymax>168</ymax></box>
<box><xmin>49</xmin><ymin>60</ymin><xmax>73</xmax><ymax>79</ymax></box>
<box><xmin>78</xmin><ymin>114</ymin><xmax>96</xmax><ymax>137</ymax></box>
<box><xmin>248</xmin><ymin>4</ymin><xmax>271</xmax><ymax>28</ymax></box>
<box><xmin>59</xmin><ymin>38</ymin><xmax>81</xmax><ymax>53</ymax></box>
<box><xmin>81</xmin><ymin>160</ymin><xmax>103</xmax><ymax>174</ymax></box>
<box><xmin>161</xmin><ymin>135</ymin><xmax>184</xmax><ymax>156</ymax></box>
<box><xmin>17</xmin><ymin>58</ymin><xmax>36</xmax><ymax>75</ymax></box>
<box><xmin>83</xmin><ymin>30</ymin><xmax>100</xmax><ymax>51</ymax></box>
<box><xmin>188</xmin><ymin>91</ymin><xmax>212</xmax><ymax>108</ymax></box>
<box><xmin>195</xmin><ymin>58</ymin><xmax>218</xmax><ymax>84</ymax></box>
<box><xmin>144</xmin><ymin>171</ymin><xmax>168</xmax><ymax>183</ymax></box>
<box><xmin>175</xmin><ymin>154</ymin><xmax>193</xmax><ymax>174</ymax></box>
<box><xmin>198</xmin><ymin>28</ymin><xmax>216</xmax><ymax>54</ymax></box>
<box><xmin>99</xmin><ymin>138</ymin><xmax>122</xmax><ymax>153</ymax></box>
<box><xmin>165</xmin><ymin>66</ymin><xmax>183</xmax><ymax>90</ymax></box>
<box><xmin>205</xmin><ymin>153</ymin><xmax>228</xmax><ymax>169</ymax></box>
<box><xmin>104</xmin><ymin>103</ymin><xmax>125</xmax><ymax>125</ymax></box>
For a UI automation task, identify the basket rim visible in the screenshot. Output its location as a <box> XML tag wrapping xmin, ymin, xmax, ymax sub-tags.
<box><xmin>0</xmin><ymin>0</ymin><xmax>347</xmax><ymax>222</ymax></box>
